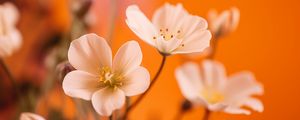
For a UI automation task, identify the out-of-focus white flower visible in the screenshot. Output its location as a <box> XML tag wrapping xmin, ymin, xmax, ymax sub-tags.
<box><xmin>70</xmin><ymin>0</ymin><xmax>90</xmax><ymax>13</ymax></box>
<box><xmin>62</xmin><ymin>33</ymin><xmax>150</xmax><ymax>116</ymax></box>
<box><xmin>20</xmin><ymin>112</ymin><xmax>45</xmax><ymax>120</ymax></box>
<box><xmin>207</xmin><ymin>7</ymin><xmax>240</xmax><ymax>38</ymax></box>
<box><xmin>84</xmin><ymin>10</ymin><xmax>96</xmax><ymax>26</ymax></box>
<box><xmin>0</xmin><ymin>2</ymin><xmax>22</xmax><ymax>57</ymax></box>
<box><xmin>126</xmin><ymin>3</ymin><xmax>211</xmax><ymax>55</ymax></box>
<box><xmin>175</xmin><ymin>60</ymin><xmax>264</xmax><ymax>115</ymax></box>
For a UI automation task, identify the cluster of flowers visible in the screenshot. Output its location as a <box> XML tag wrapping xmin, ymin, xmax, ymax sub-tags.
<box><xmin>0</xmin><ymin>2</ymin><xmax>263</xmax><ymax>120</ymax></box>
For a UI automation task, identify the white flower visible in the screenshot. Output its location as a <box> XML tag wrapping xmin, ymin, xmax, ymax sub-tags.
<box><xmin>126</xmin><ymin>3</ymin><xmax>211</xmax><ymax>55</ymax></box>
<box><xmin>207</xmin><ymin>7</ymin><xmax>240</xmax><ymax>37</ymax></box>
<box><xmin>175</xmin><ymin>60</ymin><xmax>264</xmax><ymax>115</ymax></box>
<box><xmin>62</xmin><ymin>33</ymin><xmax>150</xmax><ymax>116</ymax></box>
<box><xmin>0</xmin><ymin>2</ymin><xmax>22</xmax><ymax>57</ymax></box>
<box><xmin>20</xmin><ymin>112</ymin><xmax>45</xmax><ymax>120</ymax></box>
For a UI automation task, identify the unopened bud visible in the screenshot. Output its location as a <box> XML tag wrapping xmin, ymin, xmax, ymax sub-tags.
<box><xmin>56</xmin><ymin>61</ymin><xmax>75</xmax><ymax>82</ymax></box>
<box><xmin>181</xmin><ymin>99</ymin><xmax>192</xmax><ymax>112</ymax></box>
<box><xmin>72</xmin><ymin>0</ymin><xmax>92</xmax><ymax>19</ymax></box>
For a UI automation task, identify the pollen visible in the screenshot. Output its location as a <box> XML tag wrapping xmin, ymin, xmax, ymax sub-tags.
<box><xmin>153</xmin><ymin>28</ymin><xmax>183</xmax><ymax>41</ymax></box>
<box><xmin>97</xmin><ymin>67</ymin><xmax>124</xmax><ymax>90</ymax></box>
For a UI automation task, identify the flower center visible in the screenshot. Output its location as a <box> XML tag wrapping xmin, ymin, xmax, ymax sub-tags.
<box><xmin>201</xmin><ymin>89</ymin><xmax>224</xmax><ymax>104</ymax></box>
<box><xmin>153</xmin><ymin>28</ymin><xmax>182</xmax><ymax>41</ymax></box>
<box><xmin>97</xmin><ymin>67</ymin><xmax>123</xmax><ymax>90</ymax></box>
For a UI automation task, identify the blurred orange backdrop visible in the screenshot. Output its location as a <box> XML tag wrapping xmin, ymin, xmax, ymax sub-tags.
<box><xmin>4</xmin><ymin>0</ymin><xmax>300</xmax><ymax>120</ymax></box>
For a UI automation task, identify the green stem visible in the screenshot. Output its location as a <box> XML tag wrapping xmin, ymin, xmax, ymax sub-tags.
<box><xmin>123</xmin><ymin>55</ymin><xmax>167</xmax><ymax>119</ymax></box>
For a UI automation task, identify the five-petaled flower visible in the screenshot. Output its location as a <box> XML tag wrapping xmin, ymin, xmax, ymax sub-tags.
<box><xmin>62</xmin><ymin>33</ymin><xmax>150</xmax><ymax>116</ymax></box>
<box><xmin>20</xmin><ymin>112</ymin><xmax>45</xmax><ymax>120</ymax></box>
<box><xmin>0</xmin><ymin>2</ymin><xmax>22</xmax><ymax>57</ymax></box>
<box><xmin>207</xmin><ymin>7</ymin><xmax>240</xmax><ymax>38</ymax></box>
<box><xmin>126</xmin><ymin>3</ymin><xmax>211</xmax><ymax>55</ymax></box>
<box><xmin>175</xmin><ymin>60</ymin><xmax>264</xmax><ymax>115</ymax></box>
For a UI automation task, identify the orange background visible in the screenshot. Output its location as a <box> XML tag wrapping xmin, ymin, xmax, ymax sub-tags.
<box><xmin>4</xmin><ymin>0</ymin><xmax>300</xmax><ymax>120</ymax></box>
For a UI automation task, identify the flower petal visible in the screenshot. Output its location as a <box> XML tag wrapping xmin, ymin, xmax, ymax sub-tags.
<box><xmin>121</xmin><ymin>66</ymin><xmax>150</xmax><ymax>96</ymax></box>
<box><xmin>62</xmin><ymin>70</ymin><xmax>99</xmax><ymax>100</ymax></box>
<box><xmin>68</xmin><ymin>33</ymin><xmax>112</xmax><ymax>74</ymax></box>
<box><xmin>20</xmin><ymin>112</ymin><xmax>45</xmax><ymax>120</ymax></box>
<box><xmin>175</xmin><ymin>62</ymin><xmax>203</xmax><ymax>102</ymax></box>
<box><xmin>209</xmin><ymin>10</ymin><xmax>230</xmax><ymax>35</ymax></box>
<box><xmin>201</xmin><ymin>60</ymin><xmax>227</xmax><ymax>90</ymax></box>
<box><xmin>229</xmin><ymin>7</ymin><xmax>240</xmax><ymax>32</ymax></box>
<box><xmin>207</xmin><ymin>103</ymin><xmax>227</xmax><ymax>111</ymax></box>
<box><xmin>2</xmin><ymin>2</ymin><xmax>19</xmax><ymax>27</ymax></box>
<box><xmin>91</xmin><ymin>88</ymin><xmax>125</xmax><ymax>116</ymax></box>
<box><xmin>9</xmin><ymin>29</ymin><xmax>22</xmax><ymax>50</ymax></box>
<box><xmin>243</xmin><ymin>98</ymin><xmax>264</xmax><ymax>112</ymax></box>
<box><xmin>225</xmin><ymin>71</ymin><xmax>264</xmax><ymax>101</ymax></box>
<box><xmin>113</xmin><ymin>41</ymin><xmax>142</xmax><ymax>76</ymax></box>
<box><xmin>126</xmin><ymin>5</ymin><xmax>157</xmax><ymax>46</ymax></box>
<box><xmin>181</xmin><ymin>15</ymin><xmax>208</xmax><ymax>38</ymax></box>
<box><xmin>155</xmin><ymin>37</ymin><xmax>182</xmax><ymax>54</ymax></box>
<box><xmin>0</xmin><ymin>37</ymin><xmax>13</xmax><ymax>57</ymax></box>
<box><xmin>152</xmin><ymin>3</ymin><xmax>188</xmax><ymax>32</ymax></box>
<box><xmin>224</xmin><ymin>107</ymin><xmax>251</xmax><ymax>115</ymax></box>
<box><xmin>207</xmin><ymin>9</ymin><xmax>218</xmax><ymax>24</ymax></box>
<box><xmin>172</xmin><ymin>30</ymin><xmax>211</xmax><ymax>54</ymax></box>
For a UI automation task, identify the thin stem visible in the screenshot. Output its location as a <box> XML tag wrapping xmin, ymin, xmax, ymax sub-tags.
<box><xmin>0</xmin><ymin>59</ymin><xmax>26</xmax><ymax>111</ymax></box>
<box><xmin>123</xmin><ymin>55</ymin><xmax>167</xmax><ymax>119</ymax></box>
<box><xmin>207</xmin><ymin>36</ymin><xmax>219</xmax><ymax>59</ymax></box>
<box><xmin>0</xmin><ymin>59</ymin><xmax>22</xmax><ymax>103</ymax></box>
<box><xmin>109</xmin><ymin>115</ymin><xmax>113</xmax><ymax>120</ymax></box>
<box><xmin>202</xmin><ymin>108</ymin><xmax>211</xmax><ymax>120</ymax></box>
<box><xmin>0</xmin><ymin>59</ymin><xmax>16</xmax><ymax>90</ymax></box>
<box><xmin>106</xmin><ymin>0</ymin><xmax>118</xmax><ymax>46</ymax></box>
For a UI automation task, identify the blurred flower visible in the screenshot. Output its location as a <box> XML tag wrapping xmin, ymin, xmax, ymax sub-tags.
<box><xmin>70</xmin><ymin>0</ymin><xmax>92</xmax><ymax>17</ymax></box>
<box><xmin>207</xmin><ymin>7</ymin><xmax>240</xmax><ymax>38</ymax></box>
<box><xmin>83</xmin><ymin>10</ymin><xmax>97</xmax><ymax>27</ymax></box>
<box><xmin>0</xmin><ymin>2</ymin><xmax>22</xmax><ymax>57</ymax></box>
<box><xmin>20</xmin><ymin>112</ymin><xmax>45</xmax><ymax>120</ymax></box>
<box><xmin>62</xmin><ymin>33</ymin><xmax>150</xmax><ymax>116</ymax></box>
<box><xmin>126</xmin><ymin>3</ymin><xmax>211</xmax><ymax>55</ymax></box>
<box><xmin>175</xmin><ymin>60</ymin><xmax>264</xmax><ymax>115</ymax></box>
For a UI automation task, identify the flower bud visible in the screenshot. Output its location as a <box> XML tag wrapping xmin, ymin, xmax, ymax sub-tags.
<box><xmin>56</xmin><ymin>61</ymin><xmax>75</xmax><ymax>82</ymax></box>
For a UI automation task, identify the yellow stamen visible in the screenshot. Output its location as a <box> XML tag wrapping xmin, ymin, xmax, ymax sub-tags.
<box><xmin>97</xmin><ymin>67</ymin><xmax>124</xmax><ymax>90</ymax></box>
<box><xmin>201</xmin><ymin>89</ymin><xmax>224</xmax><ymax>104</ymax></box>
<box><xmin>153</xmin><ymin>28</ymin><xmax>183</xmax><ymax>41</ymax></box>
